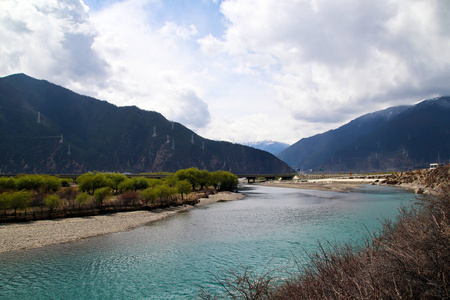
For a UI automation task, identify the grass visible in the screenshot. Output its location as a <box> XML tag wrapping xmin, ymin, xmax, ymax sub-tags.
<box><xmin>202</xmin><ymin>186</ymin><xmax>450</xmax><ymax>299</ymax></box>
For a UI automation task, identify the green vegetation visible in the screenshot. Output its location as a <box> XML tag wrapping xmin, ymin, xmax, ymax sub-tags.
<box><xmin>75</xmin><ymin>192</ymin><xmax>90</xmax><ymax>207</ymax></box>
<box><xmin>6</xmin><ymin>190</ymin><xmax>32</xmax><ymax>220</ymax></box>
<box><xmin>201</xmin><ymin>187</ymin><xmax>450</xmax><ymax>299</ymax></box>
<box><xmin>175</xmin><ymin>168</ymin><xmax>238</xmax><ymax>192</ymax></box>
<box><xmin>0</xmin><ymin>168</ymin><xmax>238</xmax><ymax>222</ymax></box>
<box><xmin>94</xmin><ymin>187</ymin><xmax>112</xmax><ymax>207</ymax></box>
<box><xmin>44</xmin><ymin>194</ymin><xmax>61</xmax><ymax>212</ymax></box>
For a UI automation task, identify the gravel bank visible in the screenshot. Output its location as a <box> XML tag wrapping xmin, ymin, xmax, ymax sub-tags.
<box><xmin>0</xmin><ymin>192</ymin><xmax>243</xmax><ymax>253</ymax></box>
<box><xmin>256</xmin><ymin>178</ymin><xmax>379</xmax><ymax>192</ymax></box>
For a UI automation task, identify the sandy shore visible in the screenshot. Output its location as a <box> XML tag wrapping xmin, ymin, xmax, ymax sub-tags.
<box><xmin>0</xmin><ymin>191</ymin><xmax>244</xmax><ymax>253</ymax></box>
<box><xmin>255</xmin><ymin>178</ymin><xmax>380</xmax><ymax>192</ymax></box>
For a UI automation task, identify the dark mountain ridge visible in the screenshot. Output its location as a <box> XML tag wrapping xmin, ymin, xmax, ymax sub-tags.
<box><xmin>278</xmin><ymin>97</ymin><xmax>450</xmax><ymax>172</ymax></box>
<box><xmin>0</xmin><ymin>74</ymin><xmax>293</xmax><ymax>174</ymax></box>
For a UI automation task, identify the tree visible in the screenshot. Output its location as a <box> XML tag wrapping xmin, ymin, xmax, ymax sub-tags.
<box><xmin>164</xmin><ymin>175</ymin><xmax>178</xmax><ymax>188</ymax></box>
<box><xmin>0</xmin><ymin>177</ymin><xmax>16</xmax><ymax>191</ymax></box>
<box><xmin>105</xmin><ymin>173</ymin><xmax>128</xmax><ymax>194</ymax></box>
<box><xmin>118</xmin><ymin>178</ymin><xmax>135</xmax><ymax>192</ymax></box>
<box><xmin>131</xmin><ymin>177</ymin><xmax>149</xmax><ymax>191</ymax></box>
<box><xmin>148</xmin><ymin>178</ymin><xmax>163</xmax><ymax>188</ymax></box>
<box><xmin>77</xmin><ymin>172</ymin><xmax>112</xmax><ymax>194</ymax></box>
<box><xmin>209</xmin><ymin>171</ymin><xmax>222</xmax><ymax>189</ymax></box>
<box><xmin>176</xmin><ymin>180</ymin><xmax>192</xmax><ymax>201</ymax></box>
<box><xmin>0</xmin><ymin>192</ymin><xmax>11</xmax><ymax>216</ymax></box>
<box><xmin>77</xmin><ymin>172</ymin><xmax>95</xmax><ymax>193</ymax></box>
<box><xmin>44</xmin><ymin>194</ymin><xmax>61</xmax><ymax>213</ymax></box>
<box><xmin>9</xmin><ymin>190</ymin><xmax>32</xmax><ymax>220</ymax></box>
<box><xmin>215</xmin><ymin>171</ymin><xmax>239</xmax><ymax>191</ymax></box>
<box><xmin>140</xmin><ymin>188</ymin><xmax>158</xmax><ymax>206</ymax></box>
<box><xmin>154</xmin><ymin>185</ymin><xmax>176</xmax><ymax>206</ymax></box>
<box><xmin>175</xmin><ymin>168</ymin><xmax>202</xmax><ymax>190</ymax></box>
<box><xmin>16</xmin><ymin>175</ymin><xmax>43</xmax><ymax>192</ymax></box>
<box><xmin>198</xmin><ymin>170</ymin><xmax>211</xmax><ymax>190</ymax></box>
<box><xmin>94</xmin><ymin>187</ymin><xmax>111</xmax><ymax>207</ymax></box>
<box><xmin>92</xmin><ymin>173</ymin><xmax>113</xmax><ymax>191</ymax></box>
<box><xmin>41</xmin><ymin>175</ymin><xmax>62</xmax><ymax>193</ymax></box>
<box><xmin>75</xmin><ymin>192</ymin><xmax>90</xmax><ymax>208</ymax></box>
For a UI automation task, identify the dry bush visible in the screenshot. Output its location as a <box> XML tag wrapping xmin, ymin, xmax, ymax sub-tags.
<box><xmin>272</xmin><ymin>186</ymin><xmax>450</xmax><ymax>299</ymax></box>
<box><xmin>200</xmin><ymin>261</ymin><xmax>281</xmax><ymax>300</ymax></box>
<box><xmin>119</xmin><ymin>191</ymin><xmax>140</xmax><ymax>206</ymax></box>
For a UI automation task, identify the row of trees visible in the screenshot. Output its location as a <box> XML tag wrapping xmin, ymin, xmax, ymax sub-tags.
<box><xmin>75</xmin><ymin>168</ymin><xmax>238</xmax><ymax>195</ymax></box>
<box><xmin>0</xmin><ymin>168</ymin><xmax>239</xmax><ymax>221</ymax></box>
<box><xmin>0</xmin><ymin>175</ymin><xmax>69</xmax><ymax>193</ymax></box>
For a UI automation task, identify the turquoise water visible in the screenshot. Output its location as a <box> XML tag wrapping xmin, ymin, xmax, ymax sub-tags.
<box><xmin>0</xmin><ymin>185</ymin><xmax>415</xmax><ymax>299</ymax></box>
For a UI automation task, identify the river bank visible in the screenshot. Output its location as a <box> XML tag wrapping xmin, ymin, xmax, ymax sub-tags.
<box><xmin>255</xmin><ymin>177</ymin><xmax>379</xmax><ymax>192</ymax></box>
<box><xmin>0</xmin><ymin>191</ymin><xmax>244</xmax><ymax>253</ymax></box>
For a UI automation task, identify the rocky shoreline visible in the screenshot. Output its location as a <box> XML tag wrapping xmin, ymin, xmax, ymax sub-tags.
<box><xmin>384</xmin><ymin>164</ymin><xmax>450</xmax><ymax>194</ymax></box>
<box><xmin>0</xmin><ymin>191</ymin><xmax>244</xmax><ymax>253</ymax></box>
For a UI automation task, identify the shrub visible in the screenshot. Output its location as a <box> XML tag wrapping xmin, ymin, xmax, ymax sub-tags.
<box><xmin>60</xmin><ymin>178</ymin><xmax>71</xmax><ymax>187</ymax></box>
<box><xmin>271</xmin><ymin>186</ymin><xmax>450</xmax><ymax>299</ymax></box>
<box><xmin>120</xmin><ymin>191</ymin><xmax>139</xmax><ymax>206</ymax></box>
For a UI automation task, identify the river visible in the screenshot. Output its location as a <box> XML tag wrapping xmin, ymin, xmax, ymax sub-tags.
<box><xmin>0</xmin><ymin>184</ymin><xmax>415</xmax><ymax>299</ymax></box>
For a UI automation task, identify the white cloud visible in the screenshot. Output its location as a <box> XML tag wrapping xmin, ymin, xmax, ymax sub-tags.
<box><xmin>160</xmin><ymin>22</ymin><xmax>198</xmax><ymax>40</ymax></box>
<box><xmin>198</xmin><ymin>34</ymin><xmax>223</xmax><ymax>55</ymax></box>
<box><xmin>0</xmin><ymin>0</ymin><xmax>109</xmax><ymax>84</ymax></box>
<box><xmin>217</xmin><ymin>0</ymin><xmax>450</xmax><ymax>124</ymax></box>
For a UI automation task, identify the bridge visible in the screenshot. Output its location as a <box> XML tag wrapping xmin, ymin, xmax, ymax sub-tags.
<box><xmin>1</xmin><ymin>172</ymin><xmax>385</xmax><ymax>183</ymax></box>
<box><xmin>235</xmin><ymin>174</ymin><xmax>296</xmax><ymax>183</ymax></box>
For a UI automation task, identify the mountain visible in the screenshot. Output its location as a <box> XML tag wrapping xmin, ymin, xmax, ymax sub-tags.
<box><xmin>244</xmin><ymin>140</ymin><xmax>290</xmax><ymax>156</ymax></box>
<box><xmin>0</xmin><ymin>74</ymin><xmax>294</xmax><ymax>174</ymax></box>
<box><xmin>278</xmin><ymin>97</ymin><xmax>450</xmax><ymax>173</ymax></box>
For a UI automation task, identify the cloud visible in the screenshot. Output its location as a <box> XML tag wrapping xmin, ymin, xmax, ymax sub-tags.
<box><xmin>167</xmin><ymin>89</ymin><xmax>211</xmax><ymax>128</ymax></box>
<box><xmin>87</xmin><ymin>0</ymin><xmax>212</xmax><ymax>128</ymax></box>
<box><xmin>160</xmin><ymin>22</ymin><xmax>198</xmax><ymax>40</ymax></box>
<box><xmin>0</xmin><ymin>0</ymin><xmax>109</xmax><ymax>85</ymax></box>
<box><xmin>217</xmin><ymin>0</ymin><xmax>450</xmax><ymax>123</ymax></box>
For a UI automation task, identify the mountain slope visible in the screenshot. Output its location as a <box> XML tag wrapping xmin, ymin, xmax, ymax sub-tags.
<box><xmin>0</xmin><ymin>74</ymin><xmax>293</xmax><ymax>174</ymax></box>
<box><xmin>278</xmin><ymin>97</ymin><xmax>450</xmax><ymax>172</ymax></box>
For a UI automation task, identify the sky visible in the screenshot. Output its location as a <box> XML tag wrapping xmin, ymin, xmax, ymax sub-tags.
<box><xmin>1</xmin><ymin>0</ymin><xmax>449</xmax><ymax>145</ymax></box>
